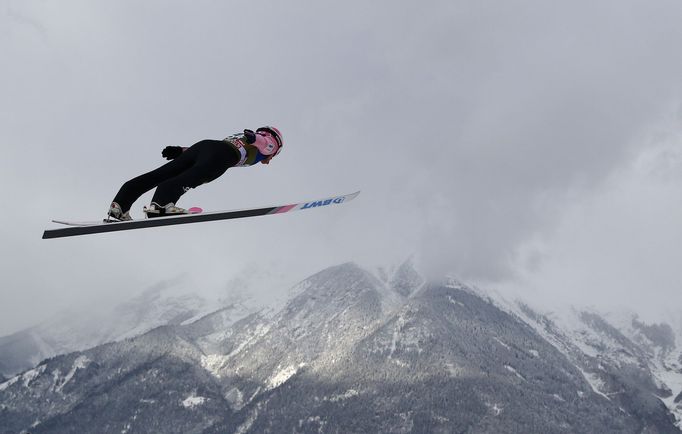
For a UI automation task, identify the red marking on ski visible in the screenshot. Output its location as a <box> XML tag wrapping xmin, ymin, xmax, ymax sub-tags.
<box><xmin>274</xmin><ymin>204</ymin><xmax>296</xmax><ymax>213</ymax></box>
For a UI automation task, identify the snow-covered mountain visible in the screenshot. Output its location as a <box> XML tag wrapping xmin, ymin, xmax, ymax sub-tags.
<box><xmin>0</xmin><ymin>278</ymin><xmax>256</xmax><ymax>378</ymax></box>
<box><xmin>459</xmin><ymin>280</ymin><xmax>682</xmax><ymax>430</ymax></box>
<box><xmin>1</xmin><ymin>261</ymin><xmax>681</xmax><ymax>433</ymax></box>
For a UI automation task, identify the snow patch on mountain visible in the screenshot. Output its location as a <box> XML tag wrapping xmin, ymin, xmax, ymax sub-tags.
<box><xmin>504</xmin><ymin>364</ymin><xmax>526</xmax><ymax>381</ymax></box>
<box><xmin>55</xmin><ymin>355</ymin><xmax>90</xmax><ymax>392</ymax></box>
<box><xmin>447</xmin><ymin>295</ymin><xmax>465</xmax><ymax>307</ymax></box>
<box><xmin>200</xmin><ymin>354</ymin><xmax>230</xmax><ymax>378</ymax></box>
<box><xmin>387</xmin><ymin>306</ymin><xmax>428</xmax><ymax>357</ymax></box>
<box><xmin>0</xmin><ymin>376</ymin><xmax>18</xmax><ymax>391</ymax></box>
<box><xmin>493</xmin><ymin>336</ymin><xmax>512</xmax><ymax>350</ymax></box>
<box><xmin>325</xmin><ymin>389</ymin><xmax>359</xmax><ymax>402</ymax></box>
<box><xmin>267</xmin><ymin>364</ymin><xmax>302</xmax><ymax>390</ymax></box>
<box><xmin>181</xmin><ymin>393</ymin><xmax>207</xmax><ymax>409</ymax></box>
<box><xmin>200</xmin><ymin>322</ymin><xmax>275</xmax><ymax>378</ymax></box>
<box><xmin>485</xmin><ymin>401</ymin><xmax>504</xmax><ymax>416</ymax></box>
<box><xmin>22</xmin><ymin>365</ymin><xmax>45</xmax><ymax>388</ymax></box>
<box><xmin>577</xmin><ymin>367</ymin><xmax>611</xmax><ymax>400</ymax></box>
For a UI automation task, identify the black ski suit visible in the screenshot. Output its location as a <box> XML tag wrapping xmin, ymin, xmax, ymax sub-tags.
<box><xmin>112</xmin><ymin>139</ymin><xmax>239</xmax><ymax>213</ymax></box>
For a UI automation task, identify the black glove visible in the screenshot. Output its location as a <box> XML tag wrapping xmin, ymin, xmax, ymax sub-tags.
<box><xmin>243</xmin><ymin>129</ymin><xmax>256</xmax><ymax>144</ymax></box>
<box><xmin>162</xmin><ymin>146</ymin><xmax>183</xmax><ymax>160</ymax></box>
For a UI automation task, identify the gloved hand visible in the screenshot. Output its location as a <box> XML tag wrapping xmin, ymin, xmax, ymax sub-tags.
<box><xmin>243</xmin><ymin>129</ymin><xmax>257</xmax><ymax>144</ymax></box>
<box><xmin>162</xmin><ymin>146</ymin><xmax>183</xmax><ymax>160</ymax></box>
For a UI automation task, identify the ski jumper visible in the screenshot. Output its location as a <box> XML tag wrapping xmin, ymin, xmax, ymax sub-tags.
<box><xmin>111</xmin><ymin>131</ymin><xmax>280</xmax><ymax>213</ymax></box>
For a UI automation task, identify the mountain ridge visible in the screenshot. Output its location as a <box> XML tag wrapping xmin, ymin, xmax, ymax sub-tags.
<box><xmin>1</xmin><ymin>261</ymin><xmax>680</xmax><ymax>433</ymax></box>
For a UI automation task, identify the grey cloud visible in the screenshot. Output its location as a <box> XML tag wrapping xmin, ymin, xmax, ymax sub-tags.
<box><xmin>1</xmin><ymin>0</ymin><xmax>682</xmax><ymax>334</ymax></box>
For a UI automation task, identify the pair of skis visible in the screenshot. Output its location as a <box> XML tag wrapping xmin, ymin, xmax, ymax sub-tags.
<box><xmin>42</xmin><ymin>191</ymin><xmax>360</xmax><ymax>239</ymax></box>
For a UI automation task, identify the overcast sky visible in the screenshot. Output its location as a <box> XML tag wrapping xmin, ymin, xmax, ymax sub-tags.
<box><xmin>2</xmin><ymin>0</ymin><xmax>682</xmax><ymax>335</ymax></box>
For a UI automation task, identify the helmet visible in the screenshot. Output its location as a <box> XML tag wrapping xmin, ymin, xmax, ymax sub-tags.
<box><xmin>256</xmin><ymin>126</ymin><xmax>284</xmax><ymax>155</ymax></box>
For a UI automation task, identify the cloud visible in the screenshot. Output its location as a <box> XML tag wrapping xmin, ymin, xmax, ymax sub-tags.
<box><xmin>503</xmin><ymin>116</ymin><xmax>682</xmax><ymax>319</ymax></box>
<box><xmin>1</xmin><ymin>0</ymin><xmax>682</xmax><ymax>334</ymax></box>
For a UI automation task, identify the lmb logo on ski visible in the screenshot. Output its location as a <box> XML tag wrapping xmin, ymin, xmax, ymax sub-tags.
<box><xmin>301</xmin><ymin>197</ymin><xmax>345</xmax><ymax>209</ymax></box>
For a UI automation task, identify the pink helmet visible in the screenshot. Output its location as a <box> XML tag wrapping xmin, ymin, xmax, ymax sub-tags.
<box><xmin>256</xmin><ymin>126</ymin><xmax>284</xmax><ymax>155</ymax></box>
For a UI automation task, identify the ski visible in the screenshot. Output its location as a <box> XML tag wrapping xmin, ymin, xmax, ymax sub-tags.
<box><xmin>42</xmin><ymin>191</ymin><xmax>360</xmax><ymax>239</ymax></box>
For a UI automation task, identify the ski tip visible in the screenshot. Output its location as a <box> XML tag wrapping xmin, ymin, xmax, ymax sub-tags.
<box><xmin>342</xmin><ymin>190</ymin><xmax>361</xmax><ymax>202</ymax></box>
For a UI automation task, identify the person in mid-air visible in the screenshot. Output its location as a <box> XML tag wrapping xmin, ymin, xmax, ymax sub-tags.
<box><xmin>106</xmin><ymin>126</ymin><xmax>283</xmax><ymax>221</ymax></box>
